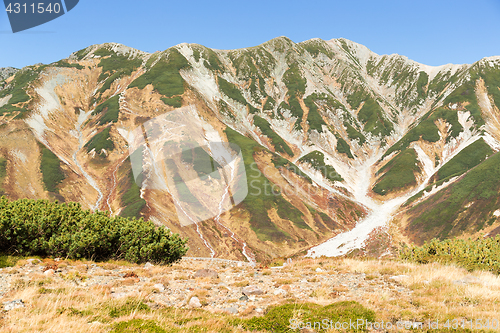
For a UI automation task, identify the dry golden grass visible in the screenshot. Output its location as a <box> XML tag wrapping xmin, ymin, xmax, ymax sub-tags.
<box><xmin>2</xmin><ymin>256</ymin><xmax>500</xmax><ymax>332</ymax></box>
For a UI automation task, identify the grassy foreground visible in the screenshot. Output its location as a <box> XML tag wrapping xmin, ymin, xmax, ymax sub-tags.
<box><xmin>1</xmin><ymin>255</ymin><xmax>499</xmax><ymax>332</ymax></box>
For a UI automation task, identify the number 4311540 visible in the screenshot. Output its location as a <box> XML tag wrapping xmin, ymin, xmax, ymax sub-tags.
<box><xmin>6</xmin><ymin>2</ymin><xmax>62</xmax><ymax>14</ymax></box>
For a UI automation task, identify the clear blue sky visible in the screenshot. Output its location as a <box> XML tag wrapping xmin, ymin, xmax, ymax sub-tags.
<box><xmin>1</xmin><ymin>0</ymin><xmax>500</xmax><ymax>69</ymax></box>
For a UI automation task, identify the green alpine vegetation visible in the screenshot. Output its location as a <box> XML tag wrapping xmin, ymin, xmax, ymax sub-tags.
<box><xmin>298</xmin><ymin>150</ymin><xmax>343</xmax><ymax>182</ymax></box>
<box><xmin>0</xmin><ymin>66</ymin><xmax>42</xmax><ymax>117</ymax></box>
<box><xmin>119</xmin><ymin>154</ymin><xmax>147</xmax><ymax>219</ymax></box>
<box><xmin>0</xmin><ymin>157</ymin><xmax>7</xmax><ymax>195</ymax></box>
<box><xmin>224</xmin><ymin>127</ymin><xmax>295</xmax><ymax>242</ymax></box>
<box><xmin>0</xmin><ymin>197</ymin><xmax>188</xmax><ymax>264</ymax></box>
<box><xmin>241</xmin><ymin>301</ymin><xmax>375</xmax><ymax>333</ymax></box>
<box><xmin>129</xmin><ymin>48</ymin><xmax>190</xmax><ymax>97</ymax></box>
<box><xmin>344</xmin><ymin>121</ymin><xmax>366</xmax><ymax>145</ymax></box>
<box><xmin>84</xmin><ymin>127</ymin><xmax>115</xmax><ymax>158</ymax></box>
<box><xmin>406</xmin><ymin>151</ymin><xmax>500</xmax><ymax>241</ymax></box>
<box><xmin>432</xmin><ymin>138</ymin><xmax>493</xmax><ymax>183</ymax></box>
<box><xmin>39</xmin><ymin>145</ymin><xmax>66</xmax><ymax>193</ymax></box>
<box><xmin>218</xmin><ymin>76</ymin><xmax>247</xmax><ymax>106</ymax></box>
<box><xmin>271</xmin><ymin>154</ymin><xmax>312</xmax><ymax>183</ymax></box>
<box><xmin>253</xmin><ymin>115</ymin><xmax>294</xmax><ymax>156</ymax></box>
<box><xmin>92</xmin><ymin>95</ymin><xmax>120</xmax><ymax>125</ymax></box>
<box><xmin>383</xmin><ymin>107</ymin><xmax>464</xmax><ymax>158</ymax></box>
<box><xmin>304</xmin><ymin>95</ymin><xmax>327</xmax><ymax>133</ymax></box>
<box><xmin>357</xmin><ymin>97</ymin><xmax>393</xmax><ymax>137</ymax></box>
<box><xmin>335</xmin><ymin>134</ymin><xmax>354</xmax><ymax>158</ymax></box>
<box><xmin>400</xmin><ymin>236</ymin><xmax>500</xmax><ymax>274</ymax></box>
<box><xmin>373</xmin><ymin>148</ymin><xmax>420</xmax><ymax>195</ymax></box>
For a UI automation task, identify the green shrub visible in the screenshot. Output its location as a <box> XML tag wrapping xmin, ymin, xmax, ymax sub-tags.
<box><xmin>224</xmin><ymin>127</ymin><xmax>292</xmax><ymax>242</ymax></box>
<box><xmin>0</xmin><ymin>157</ymin><xmax>6</xmax><ymax>195</ymax></box>
<box><xmin>84</xmin><ymin>127</ymin><xmax>115</xmax><ymax>157</ymax></box>
<box><xmin>0</xmin><ymin>197</ymin><xmax>188</xmax><ymax>264</ymax></box>
<box><xmin>335</xmin><ymin>134</ymin><xmax>354</xmax><ymax>159</ymax></box>
<box><xmin>271</xmin><ymin>154</ymin><xmax>312</xmax><ymax>183</ymax></box>
<box><xmin>112</xmin><ymin>319</ymin><xmax>167</xmax><ymax>333</ymax></box>
<box><xmin>373</xmin><ymin>148</ymin><xmax>419</xmax><ymax>195</ymax></box>
<box><xmin>161</xmin><ymin>96</ymin><xmax>182</xmax><ymax>108</ymax></box>
<box><xmin>129</xmin><ymin>48</ymin><xmax>189</xmax><ymax>97</ymax></box>
<box><xmin>283</xmin><ymin>64</ymin><xmax>306</xmax><ymax>97</ymax></box>
<box><xmin>242</xmin><ymin>301</ymin><xmax>375</xmax><ymax>332</ymax></box>
<box><xmin>254</xmin><ymin>115</ymin><xmax>294</xmax><ymax>156</ymax></box>
<box><xmin>344</xmin><ymin>121</ymin><xmax>366</xmax><ymax>145</ymax></box>
<box><xmin>357</xmin><ymin>98</ymin><xmax>393</xmax><ymax>137</ymax></box>
<box><xmin>435</xmin><ymin>138</ymin><xmax>492</xmax><ymax>182</ymax></box>
<box><xmin>304</xmin><ymin>95</ymin><xmax>327</xmax><ymax>133</ymax></box>
<box><xmin>400</xmin><ymin>236</ymin><xmax>500</xmax><ymax>274</ymax></box>
<box><xmin>52</xmin><ymin>60</ymin><xmax>84</xmax><ymax>70</ymax></box>
<box><xmin>120</xmin><ymin>155</ymin><xmax>146</xmax><ymax>219</ymax></box>
<box><xmin>93</xmin><ymin>95</ymin><xmax>120</xmax><ymax>125</ymax></box>
<box><xmin>405</xmin><ymin>151</ymin><xmax>500</xmax><ymax>240</ymax></box>
<box><xmin>40</xmin><ymin>145</ymin><xmax>66</xmax><ymax>193</ymax></box>
<box><xmin>218</xmin><ymin>77</ymin><xmax>247</xmax><ymax>105</ymax></box>
<box><xmin>298</xmin><ymin>151</ymin><xmax>343</xmax><ymax>182</ymax></box>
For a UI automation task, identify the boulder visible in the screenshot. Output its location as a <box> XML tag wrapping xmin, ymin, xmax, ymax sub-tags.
<box><xmin>189</xmin><ymin>296</ymin><xmax>202</xmax><ymax>308</ymax></box>
<box><xmin>242</xmin><ymin>285</ymin><xmax>264</xmax><ymax>296</ymax></box>
<box><xmin>194</xmin><ymin>269</ymin><xmax>218</xmax><ymax>279</ymax></box>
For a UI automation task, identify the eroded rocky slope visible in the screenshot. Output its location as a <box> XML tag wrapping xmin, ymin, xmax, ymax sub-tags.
<box><xmin>1</xmin><ymin>37</ymin><xmax>500</xmax><ymax>260</ymax></box>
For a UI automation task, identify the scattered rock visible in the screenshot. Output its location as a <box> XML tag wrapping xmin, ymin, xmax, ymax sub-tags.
<box><xmin>189</xmin><ymin>296</ymin><xmax>202</xmax><ymax>308</ymax></box>
<box><xmin>43</xmin><ymin>269</ymin><xmax>55</xmax><ymax>276</ymax></box>
<box><xmin>239</xmin><ymin>295</ymin><xmax>249</xmax><ymax>301</ymax></box>
<box><xmin>43</xmin><ymin>263</ymin><xmax>58</xmax><ymax>272</ymax></box>
<box><xmin>194</xmin><ymin>269</ymin><xmax>218</xmax><ymax>279</ymax></box>
<box><xmin>123</xmin><ymin>271</ymin><xmax>138</xmax><ymax>278</ymax></box>
<box><xmin>273</xmin><ymin>288</ymin><xmax>287</xmax><ymax>296</ymax></box>
<box><xmin>315</xmin><ymin>268</ymin><xmax>323</xmax><ymax>273</ymax></box>
<box><xmin>255</xmin><ymin>307</ymin><xmax>264</xmax><ymax>313</ymax></box>
<box><xmin>389</xmin><ymin>275</ymin><xmax>409</xmax><ymax>280</ymax></box>
<box><xmin>3</xmin><ymin>299</ymin><xmax>25</xmax><ymax>311</ymax></box>
<box><xmin>144</xmin><ymin>262</ymin><xmax>154</xmax><ymax>269</ymax></box>
<box><xmin>225</xmin><ymin>306</ymin><xmax>238</xmax><ymax>314</ymax></box>
<box><xmin>242</xmin><ymin>285</ymin><xmax>264</xmax><ymax>296</ymax></box>
<box><xmin>110</xmin><ymin>292</ymin><xmax>129</xmax><ymax>299</ymax></box>
<box><xmin>154</xmin><ymin>283</ymin><xmax>166</xmax><ymax>292</ymax></box>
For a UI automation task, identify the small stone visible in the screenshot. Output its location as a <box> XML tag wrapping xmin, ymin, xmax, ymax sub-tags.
<box><xmin>3</xmin><ymin>299</ymin><xmax>25</xmax><ymax>311</ymax></box>
<box><xmin>44</xmin><ymin>269</ymin><xmax>55</xmax><ymax>276</ymax></box>
<box><xmin>273</xmin><ymin>288</ymin><xmax>287</xmax><ymax>296</ymax></box>
<box><xmin>239</xmin><ymin>295</ymin><xmax>249</xmax><ymax>301</ymax></box>
<box><xmin>242</xmin><ymin>285</ymin><xmax>264</xmax><ymax>296</ymax></box>
<box><xmin>144</xmin><ymin>262</ymin><xmax>154</xmax><ymax>269</ymax></box>
<box><xmin>225</xmin><ymin>306</ymin><xmax>238</xmax><ymax>314</ymax></box>
<box><xmin>255</xmin><ymin>307</ymin><xmax>264</xmax><ymax>313</ymax></box>
<box><xmin>110</xmin><ymin>292</ymin><xmax>129</xmax><ymax>299</ymax></box>
<box><xmin>315</xmin><ymin>268</ymin><xmax>323</xmax><ymax>273</ymax></box>
<box><xmin>194</xmin><ymin>269</ymin><xmax>218</xmax><ymax>279</ymax></box>
<box><xmin>189</xmin><ymin>296</ymin><xmax>202</xmax><ymax>308</ymax></box>
<box><xmin>154</xmin><ymin>283</ymin><xmax>166</xmax><ymax>292</ymax></box>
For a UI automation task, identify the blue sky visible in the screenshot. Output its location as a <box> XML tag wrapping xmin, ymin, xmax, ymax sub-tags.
<box><xmin>1</xmin><ymin>0</ymin><xmax>500</xmax><ymax>69</ymax></box>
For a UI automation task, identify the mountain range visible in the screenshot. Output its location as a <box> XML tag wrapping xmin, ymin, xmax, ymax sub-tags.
<box><xmin>1</xmin><ymin>36</ymin><xmax>499</xmax><ymax>262</ymax></box>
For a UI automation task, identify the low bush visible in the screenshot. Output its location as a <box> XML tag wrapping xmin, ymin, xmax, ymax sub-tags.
<box><xmin>0</xmin><ymin>197</ymin><xmax>188</xmax><ymax>264</ymax></box>
<box><xmin>400</xmin><ymin>236</ymin><xmax>500</xmax><ymax>274</ymax></box>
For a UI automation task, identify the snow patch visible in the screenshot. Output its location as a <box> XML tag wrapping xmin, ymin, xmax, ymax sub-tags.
<box><xmin>483</xmin><ymin>132</ymin><xmax>500</xmax><ymax>151</ymax></box>
<box><xmin>413</xmin><ymin>144</ymin><xmax>434</xmax><ymax>179</ymax></box>
<box><xmin>0</xmin><ymin>94</ymin><xmax>11</xmax><ymax>108</ymax></box>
